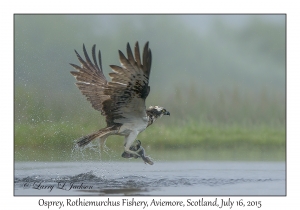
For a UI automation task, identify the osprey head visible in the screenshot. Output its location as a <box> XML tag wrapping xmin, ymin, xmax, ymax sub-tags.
<box><xmin>147</xmin><ymin>106</ymin><xmax>170</xmax><ymax>118</ymax></box>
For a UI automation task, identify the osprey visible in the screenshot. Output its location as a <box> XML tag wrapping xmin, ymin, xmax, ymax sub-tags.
<box><xmin>70</xmin><ymin>42</ymin><xmax>170</xmax><ymax>165</ymax></box>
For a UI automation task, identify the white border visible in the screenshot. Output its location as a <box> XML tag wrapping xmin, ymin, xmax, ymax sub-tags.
<box><xmin>4</xmin><ymin>0</ymin><xmax>298</xmax><ymax>209</ymax></box>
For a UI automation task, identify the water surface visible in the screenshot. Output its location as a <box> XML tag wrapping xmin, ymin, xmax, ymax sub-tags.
<box><xmin>14</xmin><ymin>161</ymin><xmax>285</xmax><ymax>196</ymax></box>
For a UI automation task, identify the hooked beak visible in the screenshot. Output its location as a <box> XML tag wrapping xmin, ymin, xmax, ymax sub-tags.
<box><xmin>164</xmin><ymin>111</ymin><xmax>170</xmax><ymax>116</ymax></box>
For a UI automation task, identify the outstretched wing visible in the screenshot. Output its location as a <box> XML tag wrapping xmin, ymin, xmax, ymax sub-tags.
<box><xmin>103</xmin><ymin>42</ymin><xmax>152</xmax><ymax>126</ymax></box>
<box><xmin>70</xmin><ymin>44</ymin><xmax>109</xmax><ymax>114</ymax></box>
<box><xmin>70</xmin><ymin>42</ymin><xmax>152</xmax><ymax>127</ymax></box>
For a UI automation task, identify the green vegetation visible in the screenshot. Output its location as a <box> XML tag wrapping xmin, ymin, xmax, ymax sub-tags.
<box><xmin>14</xmin><ymin>120</ymin><xmax>285</xmax><ymax>162</ymax></box>
<box><xmin>14</xmin><ymin>87</ymin><xmax>285</xmax><ymax>162</ymax></box>
<box><xmin>14</xmin><ymin>15</ymin><xmax>285</xmax><ymax>162</ymax></box>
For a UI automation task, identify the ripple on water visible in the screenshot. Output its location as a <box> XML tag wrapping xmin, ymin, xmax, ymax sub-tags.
<box><xmin>15</xmin><ymin>170</ymin><xmax>277</xmax><ymax>190</ymax></box>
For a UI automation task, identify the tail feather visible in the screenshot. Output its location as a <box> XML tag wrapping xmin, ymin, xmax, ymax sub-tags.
<box><xmin>76</xmin><ymin>126</ymin><xmax>118</xmax><ymax>147</ymax></box>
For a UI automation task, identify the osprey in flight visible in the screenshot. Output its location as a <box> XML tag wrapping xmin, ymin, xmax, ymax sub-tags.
<box><xmin>70</xmin><ymin>42</ymin><xmax>170</xmax><ymax>165</ymax></box>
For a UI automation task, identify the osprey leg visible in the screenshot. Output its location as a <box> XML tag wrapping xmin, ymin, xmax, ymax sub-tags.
<box><xmin>122</xmin><ymin>139</ymin><xmax>154</xmax><ymax>165</ymax></box>
<box><xmin>123</xmin><ymin>131</ymin><xmax>142</xmax><ymax>158</ymax></box>
<box><xmin>76</xmin><ymin>126</ymin><xmax>117</xmax><ymax>147</ymax></box>
<box><xmin>122</xmin><ymin>139</ymin><xmax>142</xmax><ymax>158</ymax></box>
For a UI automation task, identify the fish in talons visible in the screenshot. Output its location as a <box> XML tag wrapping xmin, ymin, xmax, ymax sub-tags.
<box><xmin>122</xmin><ymin>140</ymin><xmax>154</xmax><ymax>165</ymax></box>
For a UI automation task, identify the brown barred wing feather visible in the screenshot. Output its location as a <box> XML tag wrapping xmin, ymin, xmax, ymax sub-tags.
<box><xmin>102</xmin><ymin>42</ymin><xmax>152</xmax><ymax>126</ymax></box>
<box><xmin>70</xmin><ymin>42</ymin><xmax>152</xmax><ymax>127</ymax></box>
<box><xmin>70</xmin><ymin>44</ymin><xmax>109</xmax><ymax>114</ymax></box>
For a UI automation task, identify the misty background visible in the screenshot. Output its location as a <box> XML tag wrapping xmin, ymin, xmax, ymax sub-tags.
<box><xmin>14</xmin><ymin>15</ymin><xmax>285</xmax><ymax>161</ymax></box>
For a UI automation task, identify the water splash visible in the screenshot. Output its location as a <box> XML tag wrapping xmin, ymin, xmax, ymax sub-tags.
<box><xmin>70</xmin><ymin>137</ymin><xmax>116</xmax><ymax>162</ymax></box>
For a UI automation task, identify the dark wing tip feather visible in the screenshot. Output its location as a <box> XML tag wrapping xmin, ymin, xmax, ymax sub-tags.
<box><xmin>69</xmin><ymin>63</ymin><xmax>80</xmax><ymax>69</ymax></box>
<box><xmin>82</xmin><ymin>44</ymin><xmax>86</xmax><ymax>57</ymax></box>
<box><xmin>82</xmin><ymin>44</ymin><xmax>93</xmax><ymax>65</ymax></box>
<box><xmin>144</xmin><ymin>42</ymin><xmax>149</xmax><ymax>52</ymax></box>
<box><xmin>134</xmin><ymin>42</ymin><xmax>141</xmax><ymax>67</ymax></box>
<box><xmin>92</xmin><ymin>44</ymin><xmax>100</xmax><ymax>71</ymax></box>
<box><xmin>98</xmin><ymin>50</ymin><xmax>103</xmax><ymax>71</ymax></box>
<box><xmin>142</xmin><ymin>42</ymin><xmax>151</xmax><ymax>75</ymax></box>
<box><xmin>70</xmin><ymin>71</ymin><xmax>79</xmax><ymax>76</ymax></box>
<box><xmin>118</xmin><ymin>50</ymin><xmax>129</xmax><ymax>65</ymax></box>
<box><xmin>147</xmin><ymin>49</ymin><xmax>152</xmax><ymax>75</ymax></box>
<box><xmin>74</xmin><ymin>49</ymin><xmax>81</xmax><ymax>59</ymax></box>
<box><xmin>74</xmin><ymin>49</ymin><xmax>88</xmax><ymax>68</ymax></box>
<box><xmin>135</xmin><ymin>41</ymin><xmax>139</xmax><ymax>48</ymax></box>
<box><xmin>126</xmin><ymin>42</ymin><xmax>135</xmax><ymax>65</ymax></box>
